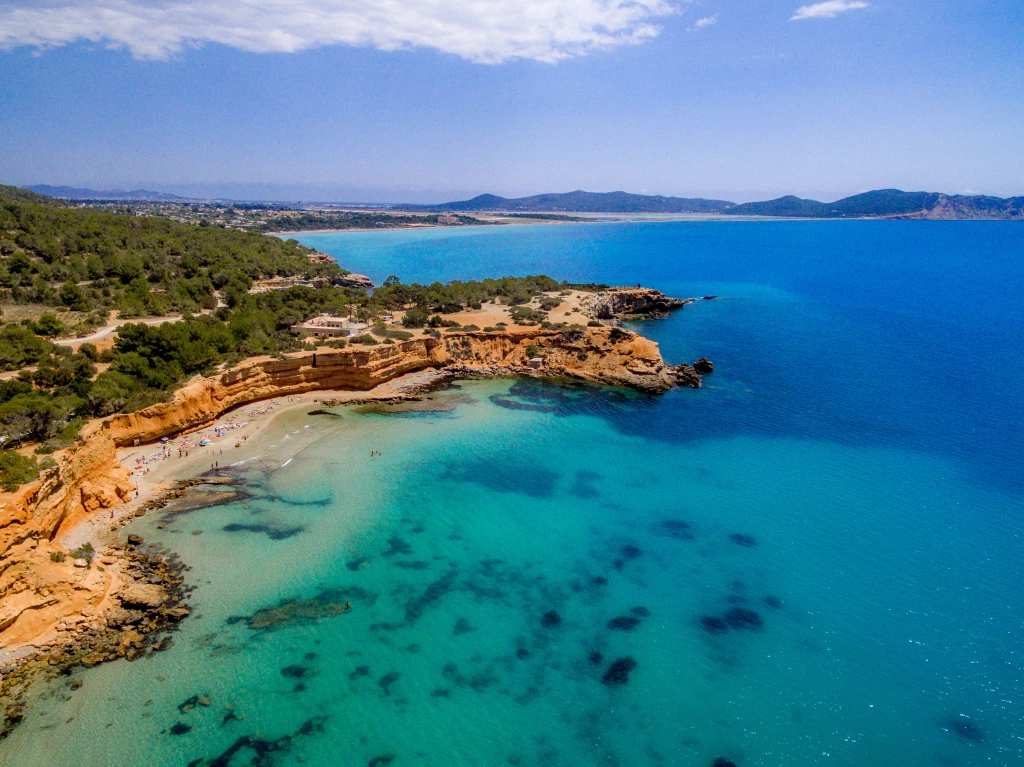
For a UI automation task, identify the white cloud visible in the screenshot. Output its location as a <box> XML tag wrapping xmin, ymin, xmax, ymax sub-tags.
<box><xmin>790</xmin><ymin>0</ymin><xmax>868</xmax><ymax>21</ymax></box>
<box><xmin>0</xmin><ymin>0</ymin><xmax>677</xmax><ymax>63</ymax></box>
<box><xmin>689</xmin><ymin>15</ymin><xmax>716</xmax><ymax>30</ymax></box>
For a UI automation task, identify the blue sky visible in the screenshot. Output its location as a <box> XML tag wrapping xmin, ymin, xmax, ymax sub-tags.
<box><xmin>1</xmin><ymin>0</ymin><xmax>1021</xmax><ymax>203</ymax></box>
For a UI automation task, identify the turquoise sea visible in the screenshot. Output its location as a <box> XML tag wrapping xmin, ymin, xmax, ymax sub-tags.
<box><xmin>3</xmin><ymin>221</ymin><xmax>1022</xmax><ymax>766</ymax></box>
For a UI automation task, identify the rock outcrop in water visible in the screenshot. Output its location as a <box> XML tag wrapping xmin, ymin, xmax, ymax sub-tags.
<box><xmin>578</xmin><ymin>287</ymin><xmax>687</xmax><ymax>320</ymax></box>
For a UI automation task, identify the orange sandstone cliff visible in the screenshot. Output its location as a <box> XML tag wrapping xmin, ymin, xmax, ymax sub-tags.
<box><xmin>0</xmin><ymin>326</ymin><xmax>698</xmax><ymax>649</ymax></box>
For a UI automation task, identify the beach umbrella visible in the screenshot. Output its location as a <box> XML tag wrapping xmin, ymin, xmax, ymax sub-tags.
<box><xmin>161</xmin><ymin>437</ymin><xmax>169</xmax><ymax>442</ymax></box>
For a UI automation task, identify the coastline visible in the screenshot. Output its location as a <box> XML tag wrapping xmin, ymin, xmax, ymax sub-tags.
<box><xmin>0</xmin><ymin>369</ymin><xmax>447</xmax><ymax>738</ymax></box>
<box><xmin>0</xmin><ymin>316</ymin><xmax>707</xmax><ymax>738</ymax></box>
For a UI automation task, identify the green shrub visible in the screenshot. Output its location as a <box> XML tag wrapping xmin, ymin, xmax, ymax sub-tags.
<box><xmin>609</xmin><ymin>327</ymin><xmax>630</xmax><ymax>343</ymax></box>
<box><xmin>77</xmin><ymin>342</ymin><xmax>99</xmax><ymax>361</ymax></box>
<box><xmin>32</xmin><ymin>313</ymin><xmax>65</xmax><ymax>338</ymax></box>
<box><xmin>0</xmin><ymin>450</ymin><xmax>41</xmax><ymax>491</ymax></box>
<box><xmin>402</xmin><ymin>307</ymin><xmax>430</xmax><ymax>328</ymax></box>
<box><xmin>587</xmin><ymin>320</ymin><xmax>602</xmax><ymax>327</ymax></box>
<box><xmin>525</xmin><ymin>344</ymin><xmax>543</xmax><ymax>358</ymax></box>
<box><xmin>69</xmin><ymin>542</ymin><xmax>95</xmax><ymax>562</ymax></box>
<box><xmin>50</xmin><ymin>551</ymin><xmax>66</xmax><ymax>563</ymax></box>
<box><xmin>509</xmin><ymin>306</ymin><xmax>545</xmax><ymax>324</ymax></box>
<box><xmin>350</xmin><ymin>334</ymin><xmax>378</xmax><ymax>345</ymax></box>
<box><xmin>461</xmin><ymin>324</ymin><xmax>480</xmax><ymax>331</ymax></box>
<box><xmin>538</xmin><ymin>296</ymin><xmax>562</xmax><ymax>310</ymax></box>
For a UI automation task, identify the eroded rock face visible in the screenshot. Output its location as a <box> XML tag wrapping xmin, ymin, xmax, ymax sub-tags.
<box><xmin>0</xmin><ymin>323</ymin><xmax>706</xmax><ymax>651</ymax></box>
<box><xmin>334</xmin><ymin>273</ymin><xmax>373</xmax><ymax>289</ymax></box>
<box><xmin>579</xmin><ymin>288</ymin><xmax>687</xmax><ymax>320</ymax></box>
<box><xmin>119</xmin><ymin>584</ymin><xmax>167</xmax><ymax>610</ymax></box>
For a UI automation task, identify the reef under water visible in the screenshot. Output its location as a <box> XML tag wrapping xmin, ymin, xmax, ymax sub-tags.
<box><xmin>4</xmin><ymin>358</ymin><xmax>1022</xmax><ymax>767</ymax></box>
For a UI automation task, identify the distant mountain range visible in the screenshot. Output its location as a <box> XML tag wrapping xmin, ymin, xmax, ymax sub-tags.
<box><xmin>726</xmin><ymin>190</ymin><xmax>1024</xmax><ymax>219</ymax></box>
<box><xmin>25</xmin><ymin>185</ymin><xmax>190</xmax><ymax>201</ymax></box>
<box><xmin>398</xmin><ymin>189</ymin><xmax>1024</xmax><ymax>219</ymax></box>
<box><xmin>395</xmin><ymin>191</ymin><xmax>734</xmax><ymax>214</ymax></box>
<box><xmin>14</xmin><ymin>185</ymin><xmax>1024</xmax><ymax>219</ymax></box>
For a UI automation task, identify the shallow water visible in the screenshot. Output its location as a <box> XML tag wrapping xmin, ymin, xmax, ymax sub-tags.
<box><xmin>3</xmin><ymin>221</ymin><xmax>1022</xmax><ymax>766</ymax></box>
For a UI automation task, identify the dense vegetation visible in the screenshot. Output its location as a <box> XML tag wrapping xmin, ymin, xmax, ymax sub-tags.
<box><xmin>0</xmin><ymin>275</ymin><xmax>566</xmax><ymax>458</ymax></box>
<box><xmin>0</xmin><ymin>185</ymin><xmax>583</xmax><ymax>490</ymax></box>
<box><xmin>252</xmin><ymin>211</ymin><xmax>484</xmax><ymax>232</ymax></box>
<box><xmin>0</xmin><ymin>184</ymin><xmax>343</xmax><ymax>323</ymax></box>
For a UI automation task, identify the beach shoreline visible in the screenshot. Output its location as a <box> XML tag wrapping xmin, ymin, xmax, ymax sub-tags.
<box><xmin>0</xmin><ymin>297</ymin><xmax>707</xmax><ymax>739</ymax></box>
<box><xmin>0</xmin><ymin>369</ymin><xmax>454</xmax><ymax>738</ymax></box>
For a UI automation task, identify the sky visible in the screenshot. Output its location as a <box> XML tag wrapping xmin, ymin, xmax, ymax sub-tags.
<box><xmin>0</xmin><ymin>0</ymin><xmax>1021</xmax><ymax>203</ymax></box>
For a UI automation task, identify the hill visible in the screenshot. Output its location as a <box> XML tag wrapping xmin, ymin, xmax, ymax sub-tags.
<box><xmin>0</xmin><ymin>188</ymin><xmax>344</xmax><ymax>323</ymax></box>
<box><xmin>0</xmin><ymin>184</ymin><xmax>60</xmax><ymax>206</ymax></box>
<box><xmin>724</xmin><ymin>189</ymin><xmax>1024</xmax><ymax>219</ymax></box>
<box><xmin>25</xmin><ymin>185</ymin><xmax>189</xmax><ymax>201</ymax></box>
<box><xmin>397</xmin><ymin>190</ymin><xmax>735</xmax><ymax>214</ymax></box>
<box><xmin>399</xmin><ymin>188</ymin><xmax>1023</xmax><ymax>219</ymax></box>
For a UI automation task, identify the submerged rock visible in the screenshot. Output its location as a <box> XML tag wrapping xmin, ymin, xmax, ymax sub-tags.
<box><xmin>712</xmin><ymin>759</ymin><xmax>737</xmax><ymax>767</ymax></box>
<box><xmin>541</xmin><ymin>610</ymin><xmax>562</xmax><ymax>628</ymax></box>
<box><xmin>381</xmin><ymin>537</ymin><xmax>413</xmax><ymax>557</ymax></box>
<box><xmin>620</xmin><ymin>544</ymin><xmax>642</xmax><ymax>560</ymax></box>
<box><xmin>607</xmin><ymin>616</ymin><xmax>642</xmax><ymax>632</ymax></box>
<box><xmin>242</xmin><ymin>590</ymin><xmax>353</xmax><ymax>630</ymax></box>
<box><xmin>453</xmin><ymin>618</ymin><xmax>474</xmax><ymax>635</ymax></box>
<box><xmin>658</xmin><ymin>519</ymin><xmax>695</xmax><ymax>540</ymax></box>
<box><xmin>348</xmin><ymin>665</ymin><xmax>370</xmax><ymax>680</ymax></box>
<box><xmin>764</xmin><ymin>595</ymin><xmax>783</xmax><ymax>609</ymax></box>
<box><xmin>601</xmin><ymin>657</ymin><xmax>637</xmax><ymax>686</ymax></box>
<box><xmin>944</xmin><ymin>715</ymin><xmax>984</xmax><ymax>742</ymax></box>
<box><xmin>201</xmin><ymin>715</ymin><xmax>327</xmax><ymax>767</ymax></box>
<box><xmin>378</xmin><ymin>672</ymin><xmax>401</xmax><ymax>696</ymax></box>
<box><xmin>280</xmin><ymin>665</ymin><xmax>314</xmax><ymax>679</ymax></box>
<box><xmin>723</xmin><ymin>608</ymin><xmax>763</xmax><ymax>630</ymax></box>
<box><xmin>222</xmin><ymin>522</ymin><xmax>304</xmax><ymax>540</ymax></box>
<box><xmin>728</xmin><ymin>533</ymin><xmax>758</xmax><ymax>548</ymax></box>
<box><xmin>700</xmin><ymin>615</ymin><xmax>729</xmax><ymax>635</ymax></box>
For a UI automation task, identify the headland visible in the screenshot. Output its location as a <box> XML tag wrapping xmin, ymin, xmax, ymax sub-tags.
<box><xmin>0</xmin><ymin>289</ymin><xmax>711</xmax><ymax>738</ymax></box>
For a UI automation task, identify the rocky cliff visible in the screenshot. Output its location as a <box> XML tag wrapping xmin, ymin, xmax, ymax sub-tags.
<box><xmin>579</xmin><ymin>287</ymin><xmax>687</xmax><ymax>320</ymax></box>
<box><xmin>0</xmin><ymin>325</ymin><xmax>702</xmax><ymax>651</ymax></box>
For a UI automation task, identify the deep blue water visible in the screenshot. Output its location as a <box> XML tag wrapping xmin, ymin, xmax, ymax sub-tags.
<box><xmin>298</xmin><ymin>221</ymin><xmax>1024</xmax><ymax>496</ymax></box>
<box><xmin>4</xmin><ymin>221</ymin><xmax>1022</xmax><ymax>767</ymax></box>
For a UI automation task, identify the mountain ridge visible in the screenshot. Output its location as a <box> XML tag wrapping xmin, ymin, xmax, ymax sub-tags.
<box><xmin>15</xmin><ymin>185</ymin><xmax>1024</xmax><ymax>219</ymax></box>
<box><xmin>399</xmin><ymin>188</ymin><xmax>1024</xmax><ymax>219</ymax></box>
<box><xmin>26</xmin><ymin>185</ymin><xmax>191</xmax><ymax>201</ymax></box>
<box><xmin>395</xmin><ymin>190</ymin><xmax>735</xmax><ymax>214</ymax></box>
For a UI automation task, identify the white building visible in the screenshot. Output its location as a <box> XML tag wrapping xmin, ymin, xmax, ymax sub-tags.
<box><xmin>290</xmin><ymin>314</ymin><xmax>369</xmax><ymax>338</ymax></box>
